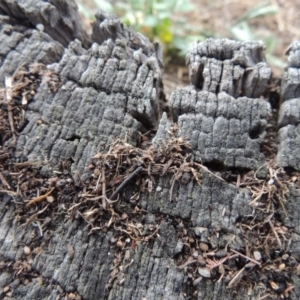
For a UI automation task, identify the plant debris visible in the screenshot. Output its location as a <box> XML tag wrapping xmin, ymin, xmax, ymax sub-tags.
<box><xmin>0</xmin><ymin>63</ymin><xmax>299</xmax><ymax>299</ymax></box>
<box><xmin>68</xmin><ymin>130</ymin><xmax>203</xmax><ymax>235</ymax></box>
<box><xmin>0</xmin><ymin>63</ymin><xmax>60</xmax><ymax>144</ymax></box>
<box><xmin>173</xmin><ymin>161</ymin><xmax>296</xmax><ymax>299</ymax></box>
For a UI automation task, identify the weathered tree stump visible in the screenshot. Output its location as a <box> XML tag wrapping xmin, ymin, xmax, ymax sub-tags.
<box><xmin>0</xmin><ymin>1</ymin><xmax>300</xmax><ymax>300</ymax></box>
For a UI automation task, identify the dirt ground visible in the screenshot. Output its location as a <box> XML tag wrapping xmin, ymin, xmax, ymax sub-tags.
<box><xmin>75</xmin><ymin>0</ymin><xmax>300</xmax><ymax>99</ymax></box>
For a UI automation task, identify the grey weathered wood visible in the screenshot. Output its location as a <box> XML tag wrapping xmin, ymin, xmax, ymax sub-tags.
<box><xmin>0</xmin><ymin>2</ymin><xmax>300</xmax><ymax>300</ymax></box>
<box><xmin>277</xmin><ymin>41</ymin><xmax>300</xmax><ymax>170</ymax></box>
<box><xmin>15</xmin><ymin>34</ymin><xmax>162</xmax><ymax>179</ymax></box>
<box><xmin>186</xmin><ymin>39</ymin><xmax>271</xmax><ymax>99</ymax></box>
<box><xmin>92</xmin><ymin>11</ymin><xmax>164</xmax><ymax>68</ymax></box>
<box><xmin>156</xmin><ymin>40</ymin><xmax>271</xmax><ymax>170</ymax></box>
<box><xmin>0</xmin><ymin>0</ymin><xmax>90</xmax><ymax>48</ymax></box>
<box><xmin>0</xmin><ymin>15</ymin><xmax>64</xmax><ymax>87</ymax></box>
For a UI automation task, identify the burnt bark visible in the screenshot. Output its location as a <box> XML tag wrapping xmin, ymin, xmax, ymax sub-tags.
<box><xmin>0</xmin><ymin>0</ymin><xmax>90</xmax><ymax>48</ymax></box>
<box><xmin>0</xmin><ymin>1</ymin><xmax>300</xmax><ymax>300</ymax></box>
<box><xmin>277</xmin><ymin>41</ymin><xmax>300</xmax><ymax>171</ymax></box>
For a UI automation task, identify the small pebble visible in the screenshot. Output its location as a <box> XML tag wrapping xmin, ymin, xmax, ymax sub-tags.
<box><xmin>47</xmin><ymin>196</ymin><xmax>54</xmax><ymax>203</ymax></box>
<box><xmin>36</xmin><ymin>24</ymin><xmax>44</xmax><ymax>32</ymax></box>
<box><xmin>116</xmin><ymin>240</ymin><xmax>124</xmax><ymax>248</ymax></box>
<box><xmin>24</xmin><ymin>246</ymin><xmax>31</xmax><ymax>255</ymax></box>
<box><xmin>193</xmin><ymin>227</ymin><xmax>207</xmax><ymax>236</ymax></box>
<box><xmin>215</xmin><ymin>248</ymin><xmax>227</xmax><ymax>258</ymax></box>
<box><xmin>55</xmin><ymin>179</ymin><xmax>67</xmax><ymax>189</ymax></box>
<box><xmin>199</xmin><ymin>242</ymin><xmax>208</xmax><ymax>252</ymax></box>
<box><xmin>296</xmin><ymin>264</ymin><xmax>300</xmax><ymax>275</ymax></box>
<box><xmin>198</xmin><ymin>267</ymin><xmax>211</xmax><ymax>278</ymax></box>
<box><xmin>197</xmin><ymin>255</ymin><xmax>206</xmax><ymax>267</ymax></box>
<box><xmin>218</xmin><ymin>264</ymin><xmax>225</xmax><ymax>274</ymax></box>
<box><xmin>124</xmin><ymin>249</ymin><xmax>131</xmax><ymax>261</ymax></box>
<box><xmin>270</xmin><ymin>280</ymin><xmax>279</xmax><ymax>291</ymax></box>
<box><xmin>193</xmin><ymin>251</ymin><xmax>199</xmax><ymax>258</ymax></box>
<box><xmin>156</xmin><ymin>186</ymin><xmax>162</xmax><ymax>192</ymax></box>
<box><xmin>68</xmin><ymin>293</ymin><xmax>76</xmax><ymax>299</ymax></box>
<box><xmin>245</xmin><ymin>262</ymin><xmax>256</xmax><ymax>270</ymax></box>
<box><xmin>253</xmin><ymin>251</ymin><xmax>261</xmax><ymax>261</ymax></box>
<box><xmin>189</xmin><ymin>236</ymin><xmax>195</xmax><ymax>243</ymax></box>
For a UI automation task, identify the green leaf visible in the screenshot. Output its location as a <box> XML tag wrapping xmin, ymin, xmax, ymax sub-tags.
<box><xmin>115</xmin><ymin>2</ymin><xmax>131</xmax><ymax>11</ymax></box>
<box><xmin>264</xmin><ymin>36</ymin><xmax>276</xmax><ymax>53</ymax></box>
<box><xmin>174</xmin><ymin>0</ymin><xmax>195</xmax><ymax>12</ymax></box>
<box><xmin>171</xmin><ymin>35</ymin><xmax>205</xmax><ymax>56</ymax></box>
<box><xmin>121</xmin><ymin>12</ymin><xmax>139</xmax><ymax>27</ymax></box>
<box><xmin>230</xmin><ymin>21</ymin><xmax>255</xmax><ymax>41</ymax></box>
<box><xmin>153</xmin><ymin>2</ymin><xmax>170</xmax><ymax>12</ymax></box>
<box><xmin>123</xmin><ymin>0</ymin><xmax>143</xmax><ymax>10</ymax></box>
<box><xmin>159</xmin><ymin>29</ymin><xmax>173</xmax><ymax>43</ymax></box>
<box><xmin>157</xmin><ymin>11</ymin><xmax>172</xmax><ymax>20</ymax></box>
<box><xmin>144</xmin><ymin>15</ymin><xmax>158</xmax><ymax>27</ymax></box>
<box><xmin>92</xmin><ymin>0</ymin><xmax>114</xmax><ymax>13</ymax></box>
<box><xmin>266</xmin><ymin>53</ymin><xmax>286</xmax><ymax>69</ymax></box>
<box><xmin>237</xmin><ymin>2</ymin><xmax>278</xmax><ymax>22</ymax></box>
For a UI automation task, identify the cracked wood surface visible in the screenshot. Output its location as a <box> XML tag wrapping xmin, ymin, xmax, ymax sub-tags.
<box><xmin>0</xmin><ymin>1</ymin><xmax>300</xmax><ymax>300</ymax></box>
<box><xmin>278</xmin><ymin>41</ymin><xmax>300</xmax><ymax>171</ymax></box>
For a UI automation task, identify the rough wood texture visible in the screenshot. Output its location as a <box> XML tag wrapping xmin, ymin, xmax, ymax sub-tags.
<box><xmin>0</xmin><ymin>15</ymin><xmax>64</xmax><ymax>87</ymax></box>
<box><xmin>1</xmin><ymin>2</ymin><xmax>300</xmax><ymax>300</ymax></box>
<box><xmin>92</xmin><ymin>10</ymin><xmax>164</xmax><ymax>67</ymax></box>
<box><xmin>155</xmin><ymin>40</ymin><xmax>271</xmax><ymax>170</ymax></box>
<box><xmin>0</xmin><ymin>0</ymin><xmax>90</xmax><ymax>48</ymax></box>
<box><xmin>186</xmin><ymin>39</ymin><xmax>271</xmax><ymax>99</ymax></box>
<box><xmin>278</xmin><ymin>41</ymin><xmax>300</xmax><ymax>170</ymax></box>
<box><xmin>15</xmin><ymin>34</ymin><xmax>162</xmax><ymax>179</ymax></box>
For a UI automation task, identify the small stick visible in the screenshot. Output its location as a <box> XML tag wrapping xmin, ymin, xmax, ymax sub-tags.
<box><xmin>206</xmin><ymin>254</ymin><xmax>235</xmax><ymax>270</ymax></box>
<box><xmin>217</xmin><ymin>272</ymin><xmax>225</xmax><ymax>283</ymax></box>
<box><xmin>101</xmin><ymin>167</ymin><xmax>107</xmax><ymax>209</ymax></box>
<box><xmin>26</xmin><ymin>187</ymin><xmax>55</xmax><ymax>207</ymax></box>
<box><xmin>258</xmin><ymin>294</ymin><xmax>272</xmax><ymax>300</ymax></box>
<box><xmin>267</xmin><ymin>220</ymin><xmax>282</xmax><ymax>248</ymax></box>
<box><xmin>144</xmin><ymin>227</ymin><xmax>159</xmax><ymax>241</ymax></box>
<box><xmin>18</xmin><ymin>204</ymin><xmax>49</xmax><ymax>229</ymax></box>
<box><xmin>231</xmin><ymin>249</ymin><xmax>261</xmax><ymax>266</ymax></box>
<box><xmin>95</xmin><ymin>171</ymin><xmax>102</xmax><ymax>192</ymax></box>
<box><xmin>194</xmin><ymin>162</ymin><xmax>225</xmax><ymax>182</ymax></box>
<box><xmin>13</xmin><ymin>161</ymin><xmax>40</xmax><ymax>168</ymax></box>
<box><xmin>0</xmin><ymin>189</ymin><xmax>18</xmax><ymax>196</ymax></box>
<box><xmin>124</xmin><ymin>259</ymin><xmax>134</xmax><ymax>270</ymax></box>
<box><xmin>169</xmin><ymin>174</ymin><xmax>176</xmax><ymax>202</ymax></box>
<box><xmin>236</xmin><ymin>174</ymin><xmax>241</xmax><ymax>188</ymax></box>
<box><xmin>0</xmin><ymin>172</ymin><xmax>11</xmax><ymax>189</ymax></box>
<box><xmin>109</xmin><ymin>166</ymin><xmax>142</xmax><ymax>200</ymax></box>
<box><xmin>178</xmin><ymin>258</ymin><xmax>197</xmax><ymax>269</ymax></box>
<box><xmin>227</xmin><ymin>267</ymin><xmax>245</xmax><ymax>289</ymax></box>
<box><xmin>32</xmin><ymin>221</ymin><xmax>43</xmax><ymax>237</ymax></box>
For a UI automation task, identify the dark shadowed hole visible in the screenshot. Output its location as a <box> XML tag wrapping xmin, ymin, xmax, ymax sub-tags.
<box><xmin>269</xmin><ymin>91</ymin><xmax>280</xmax><ymax>109</ymax></box>
<box><xmin>194</xmin><ymin>65</ymin><xmax>204</xmax><ymax>90</ymax></box>
<box><xmin>249</xmin><ymin>124</ymin><xmax>263</xmax><ymax>139</ymax></box>
<box><xmin>66</xmin><ymin>134</ymin><xmax>81</xmax><ymax>142</ymax></box>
